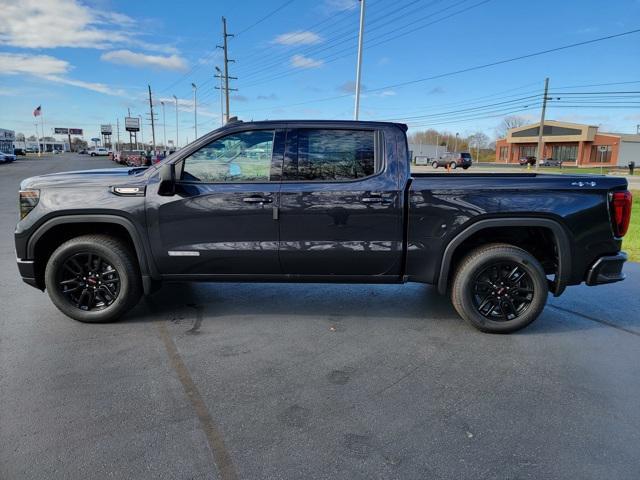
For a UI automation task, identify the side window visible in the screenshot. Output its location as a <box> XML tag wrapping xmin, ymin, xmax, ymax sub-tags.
<box><xmin>182</xmin><ymin>130</ymin><xmax>275</xmax><ymax>183</ymax></box>
<box><xmin>295</xmin><ymin>129</ymin><xmax>376</xmax><ymax>181</ymax></box>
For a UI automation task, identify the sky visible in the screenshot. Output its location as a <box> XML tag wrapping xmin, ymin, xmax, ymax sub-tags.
<box><xmin>1</xmin><ymin>0</ymin><xmax>640</xmax><ymax>145</ymax></box>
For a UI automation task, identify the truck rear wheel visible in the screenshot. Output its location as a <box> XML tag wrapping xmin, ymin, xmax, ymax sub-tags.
<box><xmin>450</xmin><ymin>243</ymin><xmax>548</xmax><ymax>333</ymax></box>
<box><xmin>44</xmin><ymin>234</ymin><xmax>142</xmax><ymax>323</ymax></box>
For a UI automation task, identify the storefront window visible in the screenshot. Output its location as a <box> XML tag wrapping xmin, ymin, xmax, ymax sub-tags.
<box><xmin>519</xmin><ymin>145</ymin><xmax>536</xmax><ymax>158</ymax></box>
<box><xmin>499</xmin><ymin>146</ymin><xmax>508</xmax><ymax>161</ymax></box>
<box><xmin>551</xmin><ymin>144</ymin><xmax>577</xmax><ymax>162</ymax></box>
<box><xmin>590</xmin><ymin>146</ymin><xmax>612</xmax><ymax>163</ymax></box>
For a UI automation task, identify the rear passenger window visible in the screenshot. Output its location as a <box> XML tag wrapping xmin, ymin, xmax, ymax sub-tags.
<box><xmin>294</xmin><ymin>129</ymin><xmax>376</xmax><ymax>181</ymax></box>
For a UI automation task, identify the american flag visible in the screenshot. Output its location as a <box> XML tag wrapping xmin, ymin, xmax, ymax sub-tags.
<box><xmin>33</xmin><ymin>105</ymin><xmax>41</xmax><ymax>117</ymax></box>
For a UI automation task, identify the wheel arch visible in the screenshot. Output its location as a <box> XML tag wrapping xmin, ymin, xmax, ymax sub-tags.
<box><xmin>437</xmin><ymin>217</ymin><xmax>572</xmax><ymax>296</ymax></box>
<box><xmin>27</xmin><ymin>215</ymin><xmax>158</xmax><ymax>293</ymax></box>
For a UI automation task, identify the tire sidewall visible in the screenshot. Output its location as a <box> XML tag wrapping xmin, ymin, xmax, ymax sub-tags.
<box><xmin>45</xmin><ymin>239</ymin><xmax>134</xmax><ymax>323</ymax></box>
<box><xmin>455</xmin><ymin>247</ymin><xmax>548</xmax><ymax>333</ymax></box>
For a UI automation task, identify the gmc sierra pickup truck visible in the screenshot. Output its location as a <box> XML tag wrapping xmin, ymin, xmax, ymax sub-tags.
<box><xmin>15</xmin><ymin>120</ymin><xmax>632</xmax><ymax>333</ymax></box>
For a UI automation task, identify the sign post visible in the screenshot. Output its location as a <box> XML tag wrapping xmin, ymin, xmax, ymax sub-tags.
<box><xmin>125</xmin><ymin>117</ymin><xmax>140</xmax><ymax>150</ymax></box>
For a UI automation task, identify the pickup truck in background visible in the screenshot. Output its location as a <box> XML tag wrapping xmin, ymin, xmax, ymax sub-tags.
<box><xmin>15</xmin><ymin>120</ymin><xmax>632</xmax><ymax>333</ymax></box>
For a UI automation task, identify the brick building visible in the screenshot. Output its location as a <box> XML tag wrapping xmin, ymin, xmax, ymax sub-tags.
<box><xmin>495</xmin><ymin>120</ymin><xmax>640</xmax><ymax>167</ymax></box>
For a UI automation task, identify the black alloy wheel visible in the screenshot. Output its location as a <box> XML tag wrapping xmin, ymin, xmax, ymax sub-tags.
<box><xmin>451</xmin><ymin>243</ymin><xmax>548</xmax><ymax>333</ymax></box>
<box><xmin>471</xmin><ymin>262</ymin><xmax>534</xmax><ymax>321</ymax></box>
<box><xmin>57</xmin><ymin>252</ymin><xmax>121</xmax><ymax>311</ymax></box>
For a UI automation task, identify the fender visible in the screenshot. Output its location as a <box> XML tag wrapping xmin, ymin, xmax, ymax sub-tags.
<box><xmin>436</xmin><ymin>217</ymin><xmax>572</xmax><ymax>296</ymax></box>
<box><xmin>26</xmin><ymin>214</ymin><xmax>160</xmax><ymax>291</ymax></box>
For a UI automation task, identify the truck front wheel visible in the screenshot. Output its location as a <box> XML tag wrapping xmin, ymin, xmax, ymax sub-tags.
<box><xmin>450</xmin><ymin>244</ymin><xmax>548</xmax><ymax>333</ymax></box>
<box><xmin>44</xmin><ymin>234</ymin><xmax>142</xmax><ymax>323</ymax></box>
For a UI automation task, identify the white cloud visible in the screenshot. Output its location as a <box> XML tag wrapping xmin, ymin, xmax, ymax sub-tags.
<box><xmin>273</xmin><ymin>31</ymin><xmax>323</xmax><ymax>46</ymax></box>
<box><xmin>0</xmin><ymin>52</ymin><xmax>123</xmax><ymax>96</ymax></box>
<box><xmin>290</xmin><ymin>54</ymin><xmax>323</xmax><ymax>69</ymax></box>
<box><xmin>0</xmin><ymin>52</ymin><xmax>69</xmax><ymax>76</ymax></box>
<box><xmin>101</xmin><ymin>50</ymin><xmax>187</xmax><ymax>71</ymax></box>
<box><xmin>324</xmin><ymin>0</ymin><xmax>358</xmax><ymax>11</ymax></box>
<box><xmin>42</xmin><ymin>75</ymin><xmax>124</xmax><ymax>96</ymax></box>
<box><xmin>0</xmin><ymin>0</ymin><xmax>175</xmax><ymax>53</ymax></box>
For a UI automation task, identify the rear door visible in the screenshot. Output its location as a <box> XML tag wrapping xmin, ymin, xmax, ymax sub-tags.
<box><xmin>148</xmin><ymin>128</ymin><xmax>284</xmax><ymax>275</ymax></box>
<box><xmin>277</xmin><ymin>127</ymin><xmax>403</xmax><ymax>277</ymax></box>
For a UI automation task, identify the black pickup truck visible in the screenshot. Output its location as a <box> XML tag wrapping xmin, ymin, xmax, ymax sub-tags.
<box><xmin>15</xmin><ymin>120</ymin><xmax>632</xmax><ymax>333</ymax></box>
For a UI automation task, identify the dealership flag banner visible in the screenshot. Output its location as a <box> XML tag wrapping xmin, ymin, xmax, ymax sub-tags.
<box><xmin>33</xmin><ymin>105</ymin><xmax>41</xmax><ymax>117</ymax></box>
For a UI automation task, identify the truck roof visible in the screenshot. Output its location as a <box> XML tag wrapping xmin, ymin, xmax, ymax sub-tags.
<box><xmin>218</xmin><ymin>119</ymin><xmax>408</xmax><ymax>131</ymax></box>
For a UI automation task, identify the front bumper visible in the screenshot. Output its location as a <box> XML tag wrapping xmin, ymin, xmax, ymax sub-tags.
<box><xmin>585</xmin><ymin>252</ymin><xmax>627</xmax><ymax>286</ymax></box>
<box><xmin>16</xmin><ymin>258</ymin><xmax>40</xmax><ymax>289</ymax></box>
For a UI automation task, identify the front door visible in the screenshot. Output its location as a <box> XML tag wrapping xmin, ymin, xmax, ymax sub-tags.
<box><xmin>278</xmin><ymin>127</ymin><xmax>403</xmax><ymax>277</ymax></box>
<box><xmin>148</xmin><ymin>128</ymin><xmax>283</xmax><ymax>276</ymax></box>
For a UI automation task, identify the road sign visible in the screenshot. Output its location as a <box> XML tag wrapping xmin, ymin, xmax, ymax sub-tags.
<box><xmin>91</xmin><ymin>137</ymin><xmax>100</xmax><ymax>142</ymax></box>
<box><xmin>125</xmin><ymin>117</ymin><xmax>140</xmax><ymax>132</ymax></box>
<box><xmin>101</xmin><ymin>124</ymin><xmax>112</xmax><ymax>135</ymax></box>
<box><xmin>69</xmin><ymin>128</ymin><xmax>83</xmax><ymax>135</ymax></box>
<box><xmin>54</xmin><ymin>128</ymin><xmax>69</xmax><ymax>135</ymax></box>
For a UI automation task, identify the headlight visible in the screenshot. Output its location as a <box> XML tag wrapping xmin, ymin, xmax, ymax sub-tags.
<box><xmin>19</xmin><ymin>189</ymin><xmax>40</xmax><ymax>219</ymax></box>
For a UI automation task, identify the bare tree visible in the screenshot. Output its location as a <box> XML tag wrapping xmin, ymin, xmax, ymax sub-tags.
<box><xmin>496</xmin><ymin>115</ymin><xmax>527</xmax><ymax>138</ymax></box>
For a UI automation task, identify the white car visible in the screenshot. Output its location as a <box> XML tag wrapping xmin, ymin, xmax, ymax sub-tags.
<box><xmin>90</xmin><ymin>148</ymin><xmax>109</xmax><ymax>157</ymax></box>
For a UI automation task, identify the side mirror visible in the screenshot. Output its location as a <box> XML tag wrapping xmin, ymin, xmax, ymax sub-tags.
<box><xmin>158</xmin><ymin>163</ymin><xmax>175</xmax><ymax>196</ymax></box>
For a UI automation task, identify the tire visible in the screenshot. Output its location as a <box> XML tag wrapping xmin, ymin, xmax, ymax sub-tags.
<box><xmin>462</xmin><ymin>165</ymin><xmax>470</xmax><ymax>170</ymax></box>
<box><xmin>44</xmin><ymin>234</ymin><xmax>142</xmax><ymax>323</ymax></box>
<box><xmin>432</xmin><ymin>161</ymin><xmax>439</xmax><ymax>169</ymax></box>
<box><xmin>450</xmin><ymin>243</ymin><xmax>548</xmax><ymax>333</ymax></box>
<box><xmin>449</xmin><ymin>162</ymin><xmax>457</xmax><ymax>170</ymax></box>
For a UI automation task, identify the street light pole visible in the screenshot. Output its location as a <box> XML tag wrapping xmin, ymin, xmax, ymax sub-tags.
<box><xmin>454</xmin><ymin>132</ymin><xmax>459</xmax><ymax>152</ymax></box>
<box><xmin>160</xmin><ymin>101</ymin><xmax>167</xmax><ymax>149</ymax></box>
<box><xmin>173</xmin><ymin>95</ymin><xmax>179</xmax><ymax>148</ymax></box>
<box><xmin>138</xmin><ymin>115</ymin><xmax>144</xmax><ymax>148</ymax></box>
<box><xmin>535</xmin><ymin>77</ymin><xmax>550</xmax><ymax>172</ymax></box>
<box><xmin>192</xmin><ymin>83</ymin><xmax>198</xmax><ymax>139</ymax></box>
<box><xmin>353</xmin><ymin>0</ymin><xmax>366</xmax><ymax>120</ymax></box>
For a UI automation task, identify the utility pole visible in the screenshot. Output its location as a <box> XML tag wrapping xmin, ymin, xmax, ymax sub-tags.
<box><xmin>454</xmin><ymin>132</ymin><xmax>459</xmax><ymax>152</ymax></box>
<box><xmin>160</xmin><ymin>101</ymin><xmax>167</xmax><ymax>149</ymax></box>
<box><xmin>148</xmin><ymin>84</ymin><xmax>156</xmax><ymax>152</ymax></box>
<box><xmin>192</xmin><ymin>83</ymin><xmax>198</xmax><ymax>139</ymax></box>
<box><xmin>138</xmin><ymin>115</ymin><xmax>144</xmax><ymax>148</ymax></box>
<box><xmin>353</xmin><ymin>0</ymin><xmax>366</xmax><ymax>120</ymax></box>
<box><xmin>116</xmin><ymin>118</ymin><xmax>120</xmax><ymax>152</ymax></box>
<box><xmin>535</xmin><ymin>77</ymin><xmax>550</xmax><ymax>171</ymax></box>
<box><xmin>173</xmin><ymin>95</ymin><xmax>179</xmax><ymax>148</ymax></box>
<box><xmin>217</xmin><ymin>17</ymin><xmax>237</xmax><ymax>123</ymax></box>
<box><xmin>215</xmin><ymin>66</ymin><xmax>224</xmax><ymax>127</ymax></box>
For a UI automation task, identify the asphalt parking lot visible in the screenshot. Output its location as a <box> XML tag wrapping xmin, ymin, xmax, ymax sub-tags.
<box><xmin>1</xmin><ymin>154</ymin><xmax>639</xmax><ymax>479</ymax></box>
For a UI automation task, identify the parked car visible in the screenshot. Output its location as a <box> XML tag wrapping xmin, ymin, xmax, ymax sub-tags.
<box><xmin>78</xmin><ymin>149</ymin><xmax>88</xmax><ymax>154</ymax></box>
<box><xmin>431</xmin><ymin>152</ymin><xmax>473</xmax><ymax>170</ymax></box>
<box><xmin>541</xmin><ymin>158</ymin><xmax>563</xmax><ymax>167</ymax></box>
<box><xmin>14</xmin><ymin>120</ymin><xmax>632</xmax><ymax>334</ymax></box>
<box><xmin>0</xmin><ymin>151</ymin><xmax>17</xmax><ymax>163</ymax></box>
<box><xmin>25</xmin><ymin>147</ymin><xmax>38</xmax><ymax>153</ymax></box>
<box><xmin>89</xmin><ymin>148</ymin><xmax>109</xmax><ymax>157</ymax></box>
<box><xmin>519</xmin><ymin>156</ymin><xmax>536</xmax><ymax>166</ymax></box>
<box><xmin>115</xmin><ymin>150</ymin><xmax>148</xmax><ymax>166</ymax></box>
<box><xmin>14</xmin><ymin>148</ymin><xmax>26</xmax><ymax>156</ymax></box>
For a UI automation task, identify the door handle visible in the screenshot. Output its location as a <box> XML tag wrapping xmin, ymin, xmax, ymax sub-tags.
<box><xmin>243</xmin><ymin>196</ymin><xmax>272</xmax><ymax>204</ymax></box>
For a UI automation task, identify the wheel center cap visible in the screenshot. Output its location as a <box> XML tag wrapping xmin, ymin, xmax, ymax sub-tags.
<box><xmin>497</xmin><ymin>287</ymin><xmax>506</xmax><ymax>295</ymax></box>
<box><xmin>87</xmin><ymin>277</ymin><xmax>97</xmax><ymax>285</ymax></box>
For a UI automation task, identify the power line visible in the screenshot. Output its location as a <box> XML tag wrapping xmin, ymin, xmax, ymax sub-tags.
<box><xmin>239</xmin><ymin>0</ymin><xmax>476</xmax><ymax>86</ymax></box>
<box><xmin>236</xmin><ymin>0</ymin><xmax>437</xmax><ymax>78</ymax></box>
<box><xmin>236</xmin><ymin>0</ymin><xmax>297</xmax><ymax>36</ymax></box>
<box><xmin>233</xmin><ymin>28</ymin><xmax>640</xmax><ymax>114</ymax></box>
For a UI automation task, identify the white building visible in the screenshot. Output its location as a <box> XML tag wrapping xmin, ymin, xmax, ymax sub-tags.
<box><xmin>0</xmin><ymin>128</ymin><xmax>15</xmax><ymax>154</ymax></box>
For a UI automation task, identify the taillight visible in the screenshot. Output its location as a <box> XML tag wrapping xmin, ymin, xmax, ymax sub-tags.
<box><xmin>610</xmin><ymin>191</ymin><xmax>632</xmax><ymax>237</ymax></box>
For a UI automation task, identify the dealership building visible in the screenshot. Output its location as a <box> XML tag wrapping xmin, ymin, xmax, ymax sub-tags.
<box><xmin>495</xmin><ymin>120</ymin><xmax>640</xmax><ymax>167</ymax></box>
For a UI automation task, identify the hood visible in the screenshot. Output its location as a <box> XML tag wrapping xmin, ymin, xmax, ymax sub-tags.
<box><xmin>20</xmin><ymin>167</ymin><xmax>149</xmax><ymax>190</ymax></box>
